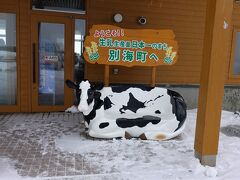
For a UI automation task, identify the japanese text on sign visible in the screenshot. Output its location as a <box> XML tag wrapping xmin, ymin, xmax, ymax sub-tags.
<box><xmin>84</xmin><ymin>25</ymin><xmax>178</xmax><ymax>67</ymax></box>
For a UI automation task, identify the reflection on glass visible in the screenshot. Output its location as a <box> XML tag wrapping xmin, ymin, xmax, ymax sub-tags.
<box><xmin>234</xmin><ymin>32</ymin><xmax>240</xmax><ymax>75</ymax></box>
<box><xmin>0</xmin><ymin>13</ymin><xmax>16</xmax><ymax>105</ymax></box>
<box><xmin>74</xmin><ymin>19</ymin><xmax>85</xmax><ymax>84</ymax></box>
<box><xmin>38</xmin><ymin>22</ymin><xmax>64</xmax><ymax>105</ymax></box>
<box><xmin>32</xmin><ymin>0</ymin><xmax>86</xmax><ymax>14</ymax></box>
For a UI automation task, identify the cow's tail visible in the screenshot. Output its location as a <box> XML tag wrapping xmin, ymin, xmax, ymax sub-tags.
<box><xmin>167</xmin><ymin>89</ymin><xmax>187</xmax><ymax>131</ymax></box>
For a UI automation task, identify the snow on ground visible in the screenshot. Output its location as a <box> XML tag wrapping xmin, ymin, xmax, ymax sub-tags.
<box><xmin>0</xmin><ymin>158</ymin><xmax>33</xmax><ymax>180</ymax></box>
<box><xmin>1</xmin><ymin>109</ymin><xmax>240</xmax><ymax>179</ymax></box>
<box><xmin>55</xmin><ymin>109</ymin><xmax>240</xmax><ymax>180</ymax></box>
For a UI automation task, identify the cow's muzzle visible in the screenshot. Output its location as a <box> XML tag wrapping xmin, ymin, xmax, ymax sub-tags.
<box><xmin>78</xmin><ymin>101</ymin><xmax>89</xmax><ymax>112</ymax></box>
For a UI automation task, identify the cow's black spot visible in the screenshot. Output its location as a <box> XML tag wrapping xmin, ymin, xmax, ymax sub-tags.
<box><xmin>167</xmin><ymin>89</ymin><xmax>187</xmax><ymax>131</ymax></box>
<box><xmin>146</xmin><ymin>95</ymin><xmax>164</xmax><ymax>104</ymax></box>
<box><xmin>87</xmin><ymin>89</ymin><xmax>95</xmax><ymax>105</ymax></box>
<box><xmin>99</xmin><ymin>122</ymin><xmax>109</xmax><ymax>129</ymax></box>
<box><xmin>111</xmin><ymin>85</ymin><xmax>154</xmax><ymax>93</ymax></box>
<box><xmin>104</xmin><ymin>96</ymin><xmax>114</xmax><ymax>110</ymax></box>
<box><xmin>83</xmin><ymin>92</ymin><xmax>103</xmax><ymax>125</ymax></box>
<box><xmin>155</xmin><ymin>110</ymin><xmax>161</xmax><ymax>114</ymax></box>
<box><xmin>116</xmin><ymin>116</ymin><xmax>161</xmax><ymax>128</ymax></box>
<box><xmin>111</xmin><ymin>86</ymin><xmax>131</xmax><ymax>93</ymax></box>
<box><xmin>119</xmin><ymin>93</ymin><xmax>146</xmax><ymax>114</ymax></box>
<box><xmin>91</xmin><ymin>82</ymin><xmax>104</xmax><ymax>90</ymax></box>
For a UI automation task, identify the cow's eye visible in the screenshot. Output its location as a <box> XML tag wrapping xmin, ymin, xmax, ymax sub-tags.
<box><xmin>88</xmin><ymin>91</ymin><xmax>94</xmax><ymax>96</ymax></box>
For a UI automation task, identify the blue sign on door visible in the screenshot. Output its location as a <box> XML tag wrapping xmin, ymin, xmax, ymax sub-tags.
<box><xmin>39</xmin><ymin>40</ymin><xmax>56</xmax><ymax>94</ymax></box>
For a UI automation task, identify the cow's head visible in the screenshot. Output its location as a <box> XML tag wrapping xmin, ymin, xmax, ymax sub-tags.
<box><xmin>66</xmin><ymin>80</ymin><xmax>103</xmax><ymax>112</ymax></box>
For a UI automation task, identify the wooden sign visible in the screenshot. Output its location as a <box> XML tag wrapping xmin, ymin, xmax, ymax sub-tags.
<box><xmin>83</xmin><ymin>25</ymin><xmax>178</xmax><ymax>67</ymax></box>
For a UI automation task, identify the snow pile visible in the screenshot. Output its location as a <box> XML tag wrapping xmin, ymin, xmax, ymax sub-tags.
<box><xmin>0</xmin><ymin>158</ymin><xmax>33</xmax><ymax>180</ymax></box>
<box><xmin>65</xmin><ymin>105</ymin><xmax>79</xmax><ymax>113</ymax></box>
<box><xmin>55</xmin><ymin>109</ymin><xmax>240</xmax><ymax>179</ymax></box>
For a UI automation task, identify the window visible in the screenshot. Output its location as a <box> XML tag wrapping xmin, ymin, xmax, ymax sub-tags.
<box><xmin>0</xmin><ymin>20</ymin><xmax>6</xmax><ymax>44</ymax></box>
<box><xmin>74</xmin><ymin>19</ymin><xmax>85</xmax><ymax>56</ymax></box>
<box><xmin>74</xmin><ymin>19</ymin><xmax>85</xmax><ymax>84</ymax></box>
<box><xmin>32</xmin><ymin>0</ymin><xmax>86</xmax><ymax>14</ymax></box>
<box><xmin>0</xmin><ymin>13</ymin><xmax>17</xmax><ymax>105</ymax></box>
<box><xmin>229</xmin><ymin>28</ymin><xmax>240</xmax><ymax>79</ymax></box>
<box><xmin>38</xmin><ymin>22</ymin><xmax>65</xmax><ymax>105</ymax></box>
<box><xmin>231</xmin><ymin>29</ymin><xmax>240</xmax><ymax>75</ymax></box>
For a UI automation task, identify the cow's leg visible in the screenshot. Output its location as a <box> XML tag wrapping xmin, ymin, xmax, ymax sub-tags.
<box><xmin>140</xmin><ymin>115</ymin><xmax>186</xmax><ymax>140</ymax></box>
<box><xmin>139</xmin><ymin>125</ymin><xmax>185</xmax><ymax>140</ymax></box>
<box><xmin>139</xmin><ymin>131</ymin><xmax>168</xmax><ymax>140</ymax></box>
<box><xmin>125</xmin><ymin>132</ymin><xmax>133</xmax><ymax>139</ymax></box>
<box><xmin>88</xmin><ymin>120</ymin><xmax>125</xmax><ymax>139</ymax></box>
<box><xmin>88</xmin><ymin>129</ymin><xmax>125</xmax><ymax>139</ymax></box>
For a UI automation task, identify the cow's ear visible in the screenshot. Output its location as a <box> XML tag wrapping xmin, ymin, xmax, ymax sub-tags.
<box><xmin>92</xmin><ymin>83</ymin><xmax>104</xmax><ymax>90</ymax></box>
<box><xmin>66</xmin><ymin>80</ymin><xmax>78</xmax><ymax>89</ymax></box>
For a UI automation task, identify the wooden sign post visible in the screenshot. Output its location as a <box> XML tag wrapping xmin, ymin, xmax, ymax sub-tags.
<box><xmin>83</xmin><ymin>25</ymin><xmax>179</xmax><ymax>86</ymax></box>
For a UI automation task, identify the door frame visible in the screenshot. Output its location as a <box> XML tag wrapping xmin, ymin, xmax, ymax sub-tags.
<box><xmin>31</xmin><ymin>14</ymin><xmax>73</xmax><ymax>112</ymax></box>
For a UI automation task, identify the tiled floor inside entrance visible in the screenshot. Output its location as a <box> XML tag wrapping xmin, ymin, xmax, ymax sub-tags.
<box><xmin>0</xmin><ymin>112</ymin><xmax>112</xmax><ymax>179</ymax></box>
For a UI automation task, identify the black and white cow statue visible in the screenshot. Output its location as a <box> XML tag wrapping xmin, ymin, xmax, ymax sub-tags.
<box><xmin>66</xmin><ymin>80</ymin><xmax>187</xmax><ymax>140</ymax></box>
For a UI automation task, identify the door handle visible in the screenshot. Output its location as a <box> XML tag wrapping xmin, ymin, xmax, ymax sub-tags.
<box><xmin>33</xmin><ymin>43</ymin><xmax>36</xmax><ymax>83</ymax></box>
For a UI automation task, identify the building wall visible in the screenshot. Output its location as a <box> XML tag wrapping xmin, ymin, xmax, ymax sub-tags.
<box><xmin>86</xmin><ymin>0</ymin><xmax>240</xmax><ymax>86</ymax></box>
<box><xmin>0</xmin><ymin>0</ymin><xmax>18</xmax><ymax>11</ymax></box>
<box><xmin>1</xmin><ymin>0</ymin><xmax>240</xmax><ymax>113</ymax></box>
<box><xmin>167</xmin><ymin>85</ymin><xmax>240</xmax><ymax>112</ymax></box>
<box><xmin>86</xmin><ymin>0</ymin><xmax>207</xmax><ymax>84</ymax></box>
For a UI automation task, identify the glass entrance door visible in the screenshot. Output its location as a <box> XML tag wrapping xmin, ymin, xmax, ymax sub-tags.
<box><xmin>38</xmin><ymin>22</ymin><xmax>65</xmax><ymax>105</ymax></box>
<box><xmin>31</xmin><ymin>15</ymin><xmax>72</xmax><ymax>112</ymax></box>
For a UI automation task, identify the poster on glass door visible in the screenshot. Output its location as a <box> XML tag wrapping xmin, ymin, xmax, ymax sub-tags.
<box><xmin>39</xmin><ymin>40</ymin><xmax>56</xmax><ymax>94</ymax></box>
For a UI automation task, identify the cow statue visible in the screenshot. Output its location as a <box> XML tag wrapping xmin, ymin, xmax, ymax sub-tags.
<box><xmin>66</xmin><ymin>80</ymin><xmax>187</xmax><ymax>140</ymax></box>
